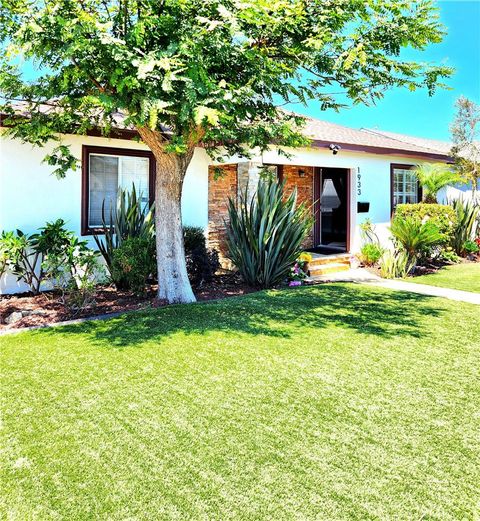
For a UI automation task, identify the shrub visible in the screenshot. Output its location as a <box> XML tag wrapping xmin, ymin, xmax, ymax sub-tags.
<box><xmin>358</xmin><ymin>243</ymin><xmax>383</xmax><ymax>266</ymax></box>
<box><xmin>110</xmin><ymin>236</ymin><xmax>156</xmax><ymax>295</ymax></box>
<box><xmin>379</xmin><ymin>250</ymin><xmax>415</xmax><ymax>279</ymax></box>
<box><xmin>94</xmin><ymin>185</ymin><xmax>154</xmax><ymax>288</ymax></box>
<box><xmin>449</xmin><ymin>198</ymin><xmax>480</xmax><ymax>256</ymax></box>
<box><xmin>227</xmin><ymin>178</ymin><xmax>313</xmax><ymax>288</ymax></box>
<box><xmin>439</xmin><ymin>247</ymin><xmax>461</xmax><ymax>264</ymax></box>
<box><xmin>0</xmin><ymin>220</ymin><xmax>103</xmax><ymax>305</ymax></box>
<box><xmin>394</xmin><ymin>203</ymin><xmax>457</xmax><ymax>245</ymax></box>
<box><xmin>390</xmin><ymin>215</ymin><xmax>444</xmax><ymax>261</ymax></box>
<box><xmin>183</xmin><ymin>226</ymin><xmax>219</xmax><ymax>287</ymax></box>
<box><xmin>0</xmin><ymin>239</ymin><xmax>7</xmax><ymax>279</ymax></box>
<box><xmin>462</xmin><ymin>239</ymin><xmax>480</xmax><ymax>255</ymax></box>
<box><xmin>43</xmin><ymin>236</ymin><xmax>103</xmax><ymax>313</ymax></box>
<box><xmin>0</xmin><ymin>220</ymin><xmax>73</xmax><ymax>294</ymax></box>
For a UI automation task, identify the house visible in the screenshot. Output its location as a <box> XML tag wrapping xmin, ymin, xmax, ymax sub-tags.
<box><xmin>0</xmin><ymin>111</ymin><xmax>472</xmax><ymax>294</ymax></box>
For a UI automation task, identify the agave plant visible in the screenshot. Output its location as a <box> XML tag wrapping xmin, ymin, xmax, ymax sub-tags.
<box><xmin>390</xmin><ymin>216</ymin><xmax>443</xmax><ymax>261</ymax></box>
<box><xmin>94</xmin><ymin>185</ymin><xmax>154</xmax><ymax>287</ymax></box>
<box><xmin>413</xmin><ymin>163</ymin><xmax>462</xmax><ymax>204</ymax></box>
<box><xmin>449</xmin><ymin>198</ymin><xmax>480</xmax><ymax>255</ymax></box>
<box><xmin>226</xmin><ymin>178</ymin><xmax>314</xmax><ymax>288</ymax></box>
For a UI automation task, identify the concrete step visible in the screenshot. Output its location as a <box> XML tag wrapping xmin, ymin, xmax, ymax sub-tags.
<box><xmin>309</xmin><ymin>263</ymin><xmax>351</xmax><ymax>276</ymax></box>
<box><xmin>309</xmin><ymin>253</ymin><xmax>351</xmax><ymax>267</ymax></box>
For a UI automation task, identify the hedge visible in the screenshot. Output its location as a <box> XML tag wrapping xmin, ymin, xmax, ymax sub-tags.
<box><xmin>395</xmin><ymin>203</ymin><xmax>457</xmax><ymax>244</ymax></box>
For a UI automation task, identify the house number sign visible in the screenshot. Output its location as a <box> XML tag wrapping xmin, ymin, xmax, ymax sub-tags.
<box><xmin>357</xmin><ymin>170</ymin><xmax>362</xmax><ymax>196</ymax></box>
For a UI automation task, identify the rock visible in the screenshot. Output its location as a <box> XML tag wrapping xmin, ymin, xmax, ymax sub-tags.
<box><xmin>22</xmin><ymin>309</ymin><xmax>46</xmax><ymax>316</ymax></box>
<box><xmin>5</xmin><ymin>311</ymin><xmax>23</xmax><ymax>324</ymax></box>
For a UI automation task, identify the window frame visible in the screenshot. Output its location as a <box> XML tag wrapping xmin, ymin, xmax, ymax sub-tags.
<box><xmin>81</xmin><ymin>145</ymin><xmax>156</xmax><ymax>235</ymax></box>
<box><xmin>390</xmin><ymin>163</ymin><xmax>422</xmax><ymax>214</ymax></box>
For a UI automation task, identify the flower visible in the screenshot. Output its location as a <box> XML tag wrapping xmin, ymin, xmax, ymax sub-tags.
<box><xmin>298</xmin><ymin>252</ymin><xmax>312</xmax><ymax>263</ymax></box>
<box><xmin>289</xmin><ymin>280</ymin><xmax>302</xmax><ymax>287</ymax></box>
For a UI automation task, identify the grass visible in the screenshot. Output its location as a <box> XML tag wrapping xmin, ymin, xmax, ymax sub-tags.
<box><xmin>412</xmin><ymin>262</ymin><xmax>480</xmax><ymax>293</ymax></box>
<box><xmin>1</xmin><ymin>284</ymin><xmax>479</xmax><ymax>520</ymax></box>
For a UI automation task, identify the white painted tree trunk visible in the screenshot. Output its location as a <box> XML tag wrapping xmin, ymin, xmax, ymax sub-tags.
<box><xmin>137</xmin><ymin>127</ymin><xmax>196</xmax><ymax>304</ymax></box>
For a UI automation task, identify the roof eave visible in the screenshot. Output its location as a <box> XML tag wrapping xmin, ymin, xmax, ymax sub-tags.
<box><xmin>310</xmin><ymin>139</ymin><xmax>452</xmax><ymax>162</ymax></box>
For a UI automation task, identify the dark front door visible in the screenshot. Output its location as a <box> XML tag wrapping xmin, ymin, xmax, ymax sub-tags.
<box><xmin>313</xmin><ymin>167</ymin><xmax>349</xmax><ymax>253</ymax></box>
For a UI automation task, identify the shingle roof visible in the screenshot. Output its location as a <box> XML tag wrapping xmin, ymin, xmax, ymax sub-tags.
<box><xmin>298</xmin><ymin>115</ymin><xmax>451</xmax><ymax>158</ymax></box>
<box><xmin>2</xmin><ymin>100</ymin><xmax>452</xmax><ymax>159</ymax></box>
<box><xmin>361</xmin><ymin>128</ymin><xmax>452</xmax><ymax>155</ymax></box>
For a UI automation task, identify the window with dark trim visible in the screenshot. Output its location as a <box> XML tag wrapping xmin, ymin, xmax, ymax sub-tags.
<box><xmin>390</xmin><ymin>163</ymin><xmax>422</xmax><ymax>211</ymax></box>
<box><xmin>81</xmin><ymin>145</ymin><xmax>155</xmax><ymax>235</ymax></box>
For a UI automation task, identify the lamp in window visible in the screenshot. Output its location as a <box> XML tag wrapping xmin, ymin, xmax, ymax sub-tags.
<box><xmin>320</xmin><ymin>179</ymin><xmax>341</xmax><ymax>213</ymax></box>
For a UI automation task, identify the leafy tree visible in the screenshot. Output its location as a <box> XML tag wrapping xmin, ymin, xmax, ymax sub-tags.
<box><xmin>450</xmin><ymin>96</ymin><xmax>480</xmax><ymax>199</ymax></box>
<box><xmin>413</xmin><ymin>163</ymin><xmax>461</xmax><ymax>203</ymax></box>
<box><xmin>0</xmin><ymin>0</ymin><xmax>452</xmax><ymax>303</ymax></box>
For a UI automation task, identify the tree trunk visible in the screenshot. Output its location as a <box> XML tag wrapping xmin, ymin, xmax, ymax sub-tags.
<box><xmin>137</xmin><ymin>127</ymin><xmax>196</xmax><ymax>304</ymax></box>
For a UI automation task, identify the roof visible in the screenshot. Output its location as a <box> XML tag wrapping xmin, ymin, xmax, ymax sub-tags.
<box><xmin>1</xmin><ymin>100</ymin><xmax>452</xmax><ymax>161</ymax></box>
<box><xmin>298</xmin><ymin>115</ymin><xmax>452</xmax><ymax>160</ymax></box>
<box><xmin>361</xmin><ymin>128</ymin><xmax>453</xmax><ymax>155</ymax></box>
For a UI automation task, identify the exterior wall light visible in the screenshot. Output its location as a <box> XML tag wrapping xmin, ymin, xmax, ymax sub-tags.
<box><xmin>329</xmin><ymin>144</ymin><xmax>341</xmax><ymax>155</ymax></box>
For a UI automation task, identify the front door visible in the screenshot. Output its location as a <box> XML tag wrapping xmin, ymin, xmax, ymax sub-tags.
<box><xmin>313</xmin><ymin>167</ymin><xmax>349</xmax><ymax>253</ymax></box>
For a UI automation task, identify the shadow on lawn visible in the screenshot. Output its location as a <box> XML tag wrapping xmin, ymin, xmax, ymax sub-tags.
<box><xmin>39</xmin><ymin>284</ymin><xmax>443</xmax><ymax>348</ymax></box>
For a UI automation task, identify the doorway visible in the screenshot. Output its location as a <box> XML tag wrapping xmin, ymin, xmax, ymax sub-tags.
<box><xmin>313</xmin><ymin>167</ymin><xmax>350</xmax><ymax>254</ymax></box>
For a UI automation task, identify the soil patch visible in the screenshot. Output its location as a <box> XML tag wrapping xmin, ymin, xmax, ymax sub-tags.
<box><xmin>0</xmin><ymin>274</ymin><xmax>255</xmax><ymax>331</ymax></box>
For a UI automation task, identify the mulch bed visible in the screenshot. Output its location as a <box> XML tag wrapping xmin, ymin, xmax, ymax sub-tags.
<box><xmin>0</xmin><ymin>274</ymin><xmax>256</xmax><ymax>331</ymax></box>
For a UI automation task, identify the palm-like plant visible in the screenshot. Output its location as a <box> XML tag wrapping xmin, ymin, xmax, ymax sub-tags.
<box><xmin>413</xmin><ymin>163</ymin><xmax>462</xmax><ymax>203</ymax></box>
<box><xmin>227</xmin><ymin>178</ymin><xmax>313</xmax><ymax>288</ymax></box>
<box><xmin>390</xmin><ymin>216</ymin><xmax>443</xmax><ymax>260</ymax></box>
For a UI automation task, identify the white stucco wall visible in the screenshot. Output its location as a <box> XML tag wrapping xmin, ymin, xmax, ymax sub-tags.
<box><xmin>1</xmin><ymin>133</ymin><xmax>475</xmax><ymax>295</ymax></box>
<box><xmin>0</xmin><ymin>134</ymin><xmax>210</xmax><ymax>294</ymax></box>
<box><xmin>257</xmin><ymin>146</ymin><xmax>444</xmax><ymax>253</ymax></box>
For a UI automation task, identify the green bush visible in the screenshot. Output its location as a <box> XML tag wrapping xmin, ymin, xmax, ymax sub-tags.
<box><xmin>183</xmin><ymin>226</ymin><xmax>219</xmax><ymax>286</ymax></box>
<box><xmin>94</xmin><ymin>185</ymin><xmax>154</xmax><ymax>288</ymax></box>
<box><xmin>227</xmin><ymin>178</ymin><xmax>313</xmax><ymax>288</ymax></box>
<box><xmin>390</xmin><ymin>216</ymin><xmax>444</xmax><ymax>261</ymax></box>
<box><xmin>358</xmin><ymin>243</ymin><xmax>383</xmax><ymax>266</ymax></box>
<box><xmin>110</xmin><ymin>236</ymin><xmax>156</xmax><ymax>295</ymax></box>
<box><xmin>462</xmin><ymin>240</ymin><xmax>480</xmax><ymax>255</ymax></box>
<box><xmin>394</xmin><ymin>203</ymin><xmax>457</xmax><ymax>245</ymax></box>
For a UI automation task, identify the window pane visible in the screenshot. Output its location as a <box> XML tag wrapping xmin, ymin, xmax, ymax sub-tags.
<box><xmin>89</xmin><ymin>155</ymin><xmax>119</xmax><ymax>227</ymax></box>
<box><xmin>88</xmin><ymin>153</ymin><xmax>150</xmax><ymax>228</ymax></box>
<box><xmin>393</xmin><ymin>167</ymin><xmax>417</xmax><ymax>207</ymax></box>
<box><xmin>119</xmin><ymin>156</ymin><xmax>150</xmax><ymax>208</ymax></box>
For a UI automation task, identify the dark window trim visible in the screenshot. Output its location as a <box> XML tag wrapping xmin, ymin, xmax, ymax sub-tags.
<box><xmin>81</xmin><ymin>145</ymin><xmax>156</xmax><ymax>236</ymax></box>
<box><xmin>390</xmin><ymin>163</ymin><xmax>423</xmax><ymax>215</ymax></box>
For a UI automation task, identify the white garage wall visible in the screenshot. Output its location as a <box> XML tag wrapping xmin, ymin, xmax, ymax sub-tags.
<box><xmin>0</xmin><ymin>134</ymin><xmax>210</xmax><ymax>294</ymax></box>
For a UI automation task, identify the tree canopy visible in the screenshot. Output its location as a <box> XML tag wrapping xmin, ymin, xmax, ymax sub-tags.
<box><xmin>450</xmin><ymin>96</ymin><xmax>480</xmax><ymax>196</ymax></box>
<box><xmin>1</xmin><ymin>0</ymin><xmax>452</xmax><ymax>174</ymax></box>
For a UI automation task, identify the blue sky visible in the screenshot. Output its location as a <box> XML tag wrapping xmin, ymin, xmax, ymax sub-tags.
<box><xmin>294</xmin><ymin>0</ymin><xmax>480</xmax><ymax>141</ymax></box>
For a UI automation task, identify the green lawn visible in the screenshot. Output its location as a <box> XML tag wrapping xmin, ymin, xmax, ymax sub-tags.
<box><xmin>412</xmin><ymin>262</ymin><xmax>480</xmax><ymax>293</ymax></box>
<box><xmin>1</xmin><ymin>285</ymin><xmax>479</xmax><ymax>520</ymax></box>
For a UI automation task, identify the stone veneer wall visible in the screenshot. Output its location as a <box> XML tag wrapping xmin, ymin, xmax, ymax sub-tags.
<box><xmin>282</xmin><ymin>165</ymin><xmax>315</xmax><ymax>248</ymax></box>
<box><xmin>207</xmin><ymin>163</ymin><xmax>315</xmax><ymax>266</ymax></box>
<box><xmin>207</xmin><ymin>164</ymin><xmax>238</xmax><ymax>267</ymax></box>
